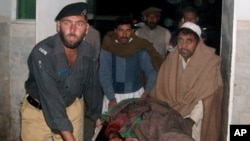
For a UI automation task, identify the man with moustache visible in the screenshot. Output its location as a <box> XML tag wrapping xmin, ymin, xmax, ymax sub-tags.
<box><xmin>135</xmin><ymin>7</ymin><xmax>171</xmax><ymax>58</ymax></box>
<box><xmin>99</xmin><ymin>16</ymin><xmax>163</xmax><ymax>113</ymax></box>
<box><xmin>169</xmin><ymin>6</ymin><xmax>207</xmax><ymax>50</ymax></box>
<box><xmin>150</xmin><ymin>22</ymin><xmax>223</xmax><ymax>141</ymax></box>
<box><xmin>20</xmin><ymin>2</ymin><xmax>102</xmax><ymax>141</ymax></box>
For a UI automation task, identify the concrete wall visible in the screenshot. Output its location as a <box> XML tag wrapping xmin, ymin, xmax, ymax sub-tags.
<box><xmin>232</xmin><ymin>21</ymin><xmax>250</xmax><ymax>123</ymax></box>
<box><xmin>0</xmin><ymin>0</ymin><xmax>12</xmax><ymax>22</ymax></box>
<box><xmin>11</xmin><ymin>22</ymin><xmax>36</xmax><ymax>140</ymax></box>
<box><xmin>0</xmin><ymin>22</ymin><xmax>11</xmax><ymax>139</ymax></box>
<box><xmin>0</xmin><ymin>0</ymin><xmax>85</xmax><ymax>140</ymax></box>
<box><xmin>231</xmin><ymin>0</ymin><xmax>250</xmax><ymax>124</ymax></box>
<box><xmin>0</xmin><ymin>21</ymin><xmax>35</xmax><ymax>140</ymax></box>
<box><xmin>220</xmin><ymin>0</ymin><xmax>250</xmax><ymax>140</ymax></box>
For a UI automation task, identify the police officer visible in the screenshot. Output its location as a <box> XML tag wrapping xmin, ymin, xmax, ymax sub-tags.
<box><xmin>20</xmin><ymin>2</ymin><xmax>102</xmax><ymax>141</ymax></box>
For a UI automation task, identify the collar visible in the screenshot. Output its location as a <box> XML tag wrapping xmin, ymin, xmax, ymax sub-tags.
<box><xmin>115</xmin><ymin>37</ymin><xmax>133</xmax><ymax>43</ymax></box>
<box><xmin>179</xmin><ymin>55</ymin><xmax>191</xmax><ymax>69</ymax></box>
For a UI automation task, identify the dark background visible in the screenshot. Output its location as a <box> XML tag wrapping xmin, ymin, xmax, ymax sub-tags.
<box><xmin>89</xmin><ymin>0</ymin><xmax>222</xmax><ymax>53</ymax></box>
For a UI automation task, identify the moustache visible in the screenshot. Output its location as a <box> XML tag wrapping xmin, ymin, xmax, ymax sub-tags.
<box><xmin>179</xmin><ymin>48</ymin><xmax>188</xmax><ymax>52</ymax></box>
<box><xmin>120</xmin><ymin>37</ymin><xmax>129</xmax><ymax>40</ymax></box>
<box><xmin>67</xmin><ymin>34</ymin><xmax>77</xmax><ymax>38</ymax></box>
<box><xmin>149</xmin><ymin>22</ymin><xmax>156</xmax><ymax>25</ymax></box>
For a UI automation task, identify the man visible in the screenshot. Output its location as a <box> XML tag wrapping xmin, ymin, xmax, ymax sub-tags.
<box><xmin>20</xmin><ymin>2</ymin><xmax>102</xmax><ymax>141</ymax></box>
<box><xmin>181</xmin><ymin>6</ymin><xmax>199</xmax><ymax>24</ymax></box>
<box><xmin>99</xmin><ymin>16</ymin><xmax>163</xmax><ymax>112</ymax></box>
<box><xmin>169</xmin><ymin>6</ymin><xmax>207</xmax><ymax>48</ymax></box>
<box><xmin>135</xmin><ymin>7</ymin><xmax>171</xmax><ymax>58</ymax></box>
<box><xmin>150</xmin><ymin>22</ymin><xmax>223</xmax><ymax>141</ymax></box>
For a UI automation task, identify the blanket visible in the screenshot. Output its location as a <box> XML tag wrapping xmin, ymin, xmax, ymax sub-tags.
<box><xmin>101</xmin><ymin>98</ymin><xmax>194</xmax><ymax>141</ymax></box>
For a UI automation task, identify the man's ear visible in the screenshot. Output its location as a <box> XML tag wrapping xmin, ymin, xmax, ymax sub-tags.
<box><xmin>56</xmin><ymin>21</ymin><xmax>60</xmax><ymax>32</ymax></box>
<box><xmin>85</xmin><ymin>23</ymin><xmax>89</xmax><ymax>35</ymax></box>
<box><xmin>196</xmin><ymin>17</ymin><xmax>199</xmax><ymax>23</ymax></box>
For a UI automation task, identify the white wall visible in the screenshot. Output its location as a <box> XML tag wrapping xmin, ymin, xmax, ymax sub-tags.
<box><xmin>0</xmin><ymin>0</ymin><xmax>14</xmax><ymax>22</ymax></box>
<box><xmin>36</xmin><ymin>0</ymin><xmax>86</xmax><ymax>43</ymax></box>
<box><xmin>232</xmin><ymin>0</ymin><xmax>250</xmax><ymax>123</ymax></box>
<box><xmin>237</xmin><ymin>0</ymin><xmax>250</xmax><ymax>20</ymax></box>
<box><xmin>227</xmin><ymin>0</ymin><xmax>250</xmax><ymax>140</ymax></box>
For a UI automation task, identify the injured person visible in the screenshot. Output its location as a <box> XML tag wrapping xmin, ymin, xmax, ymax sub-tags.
<box><xmin>93</xmin><ymin>98</ymin><xmax>194</xmax><ymax>141</ymax></box>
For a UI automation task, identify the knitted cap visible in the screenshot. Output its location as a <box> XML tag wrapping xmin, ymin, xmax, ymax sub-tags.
<box><xmin>181</xmin><ymin>22</ymin><xmax>201</xmax><ymax>37</ymax></box>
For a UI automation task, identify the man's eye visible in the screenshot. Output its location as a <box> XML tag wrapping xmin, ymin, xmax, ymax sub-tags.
<box><xmin>62</xmin><ymin>21</ymin><xmax>70</xmax><ymax>25</ymax></box>
<box><xmin>177</xmin><ymin>38</ymin><xmax>183</xmax><ymax>43</ymax></box>
<box><xmin>187</xmin><ymin>39</ymin><xmax>192</xmax><ymax>44</ymax></box>
<box><xmin>77</xmin><ymin>22</ymin><xmax>84</xmax><ymax>26</ymax></box>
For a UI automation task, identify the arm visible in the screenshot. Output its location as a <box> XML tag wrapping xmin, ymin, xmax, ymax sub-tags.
<box><xmin>186</xmin><ymin>100</ymin><xmax>203</xmax><ymax>125</ymax></box>
<box><xmin>60</xmin><ymin>131</ymin><xmax>75</xmax><ymax>141</ymax></box>
<box><xmin>99</xmin><ymin>49</ymin><xmax>118</xmax><ymax>108</ymax></box>
<box><xmin>140</xmin><ymin>51</ymin><xmax>157</xmax><ymax>94</ymax></box>
<box><xmin>28</xmin><ymin>51</ymin><xmax>73</xmax><ymax>133</ymax></box>
<box><xmin>184</xmin><ymin>100</ymin><xmax>203</xmax><ymax>136</ymax></box>
<box><xmin>82</xmin><ymin>56</ymin><xmax>103</xmax><ymax>120</ymax></box>
<box><xmin>99</xmin><ymin>49</ymin><xmax>115</xmax><ymax>100</ymax></box>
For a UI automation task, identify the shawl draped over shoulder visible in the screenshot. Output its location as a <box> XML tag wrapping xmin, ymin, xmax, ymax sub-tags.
<box><xmin>150</xmin><ymin>41</ymin><xmax>223</xmax><ymax>141</ymax></box>
<box><xmin>101</xmin><ymin>31</ymin><xmax>163</xmax><ymax>71</ymax></box>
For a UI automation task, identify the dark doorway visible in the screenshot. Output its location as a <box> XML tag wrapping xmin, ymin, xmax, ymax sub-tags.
<box><xmin>90</xmin><ymin>0</ymin><xmax>222</xmax><ymax>54</ymax></box>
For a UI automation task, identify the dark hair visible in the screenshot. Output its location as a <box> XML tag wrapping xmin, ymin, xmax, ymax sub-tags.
<box><xmin>114</xmin><ymin>16</ymin><xmax>134</xmax><ymax>29</ymax></box>
<box><xmin>177</xmin><ymin>28</ymin><xmax>200</xmax><ymax>41</ymax></box>
<box><xmin>182</xmin><ymin>6</ymin><xmax>198</xmax><ymax>17</ymax></box>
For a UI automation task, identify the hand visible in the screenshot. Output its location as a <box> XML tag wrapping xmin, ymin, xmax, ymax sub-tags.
<box><xmin>108</xmin><ymin>98</ymin><xmax>117</xmax><ymax>109</ymax></box>
<box><xmin>95</xmin><ymin>118</ymin><xmax>103</xmax><ymax>128</ymax></box>
<box><xmin>95</xmin><ymin>118</ymin><xmax>104</xmax><ymax>133</ymax></box>
<box><xmin>60</xmin><ymin>131</ymin><xmax>75</xmax><ymax>141</ymax></box>
<box><xmin>184</xmin><ymin>117</ymin><xmax>195</xmax><ymax>136</ymax></box>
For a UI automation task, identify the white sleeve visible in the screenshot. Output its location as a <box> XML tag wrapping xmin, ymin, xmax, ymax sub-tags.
<box><xmin>186</xmin><ymin>100</ymin><xmax>203</xmax><ymax>125</ymax></box>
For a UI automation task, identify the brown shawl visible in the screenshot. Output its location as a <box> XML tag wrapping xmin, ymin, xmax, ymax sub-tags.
<box><xmin>101</xmin><ymin>31</ymin><xmax>164</xmax><ymax>71</ymax></box>
<box><xmin>150</xmin><ymin>41</ymin><xmax>223</xmax><ymax>141</ymax></box>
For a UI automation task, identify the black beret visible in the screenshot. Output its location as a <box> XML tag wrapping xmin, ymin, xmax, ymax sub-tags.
<box><xmin>55</xmin><ymin>2</ymin><xmax>88</xmax><ymax>21</ymax></box>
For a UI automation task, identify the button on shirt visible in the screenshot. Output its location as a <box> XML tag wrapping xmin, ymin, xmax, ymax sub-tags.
<box><xmin>25</xmin><ymin>33</ymin><xmax>102</xmax><ymax>132</ymax></box>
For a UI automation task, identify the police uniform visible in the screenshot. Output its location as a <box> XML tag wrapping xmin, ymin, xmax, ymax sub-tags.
<box><xmin>20</xmin><ymin>2</ymin><xmax>103</xmax><ymax>141</ymax></box>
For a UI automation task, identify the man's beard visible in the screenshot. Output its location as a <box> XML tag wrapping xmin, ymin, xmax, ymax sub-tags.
<box><xmin>59</xmin><ymin>32</ymin><xmax>84</xmax><ymax>49</ymax></box>
<box><xmin>179</xmin><ymin>48</ymin><xmax>193</xmax><ymax>59</ymax></box>
<box><xmin>147</xmin><ymin>22</ymin><xmax>157</xmax><ymax>29</ymax></box>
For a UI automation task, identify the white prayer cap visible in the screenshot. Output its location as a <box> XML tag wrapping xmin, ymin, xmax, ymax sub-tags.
<box><xmin>181</xmin><ymin>22</ymin><xmax>201</xmax><ymax>37</ymax></box>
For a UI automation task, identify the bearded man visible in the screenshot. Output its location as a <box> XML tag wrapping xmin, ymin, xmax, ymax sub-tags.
<box><xmin>21</xmin><ymin>2</ymin><xmax>102</xmax><ymax>141</ymax></box>
<box><xmin>150</xmin><ymin>22</ymin><xmax>223</xmax><ymax>141</ymax></box>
